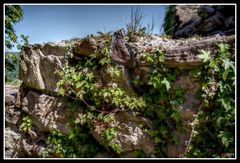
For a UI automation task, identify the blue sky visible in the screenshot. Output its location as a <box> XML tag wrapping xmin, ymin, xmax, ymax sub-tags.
<box><xmin>11</xmin><ymin>5</ymin><xmax>167</xmax><ymax>51</ymax></box>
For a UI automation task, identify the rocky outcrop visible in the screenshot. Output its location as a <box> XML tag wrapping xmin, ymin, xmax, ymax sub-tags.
<box><xmin>15</xmin><ymin>85</ymin><xmax>83</xmax><ymax>157</ymax></box>
<box><xmin>173</xmin><ymin>5</ymin><xmax>235</xmax><ymax>38</ymax></box>
<box><xmin>6</xmin><ymin>5</ymin><xmax>235</xmax><ymax>158</ymax></box>
<box><xmin>10</xmin><ymin>32</ymin><xmax>234</xmax><ymax>158</ymax></box>
<box><xmin>19</xmin><ymin>34</ymin><xmax>235</xmax><ymax>95</ymax></box>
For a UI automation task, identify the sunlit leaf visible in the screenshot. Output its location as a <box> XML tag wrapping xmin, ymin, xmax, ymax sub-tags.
<box><xmin>161</xmin><ymin>77</ymin><xmax>171</xmax><ymax>91</ymax></box>
<box><xmin>197</xmin><ymin>50</ymin><xmax>211</xmax><ymax>63</ymax></box>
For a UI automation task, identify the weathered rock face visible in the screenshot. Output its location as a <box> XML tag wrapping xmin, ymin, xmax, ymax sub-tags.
<box><xmin>17</xmin><ymin>135</ymin><xmax>47</xmax><ymax>158</ymax></box>
<box><xmin>5</xmin><ymin>127</ymin><xmax>22</xmax><ymax>158</ymax></box>
<box><xmin>173</xmin><ymin>5</ymin><xmax>235</xmax><ymax>38</ymax></box>
<box><xmin>166</xmin><ymin>73</ymin><xmax>200</xmax><ymax>158</ymax></box>
<box><xmin>42</xmin><ymin>42</ymin><xmax>68</xmax><ymax>56</ymax></box>
<box><xmin>133</xmin><ymin>34</ymin><xmax>234</xmax><ymax>70</ymax></box>
<box><xmin>73</xmin><ymin>38</ymin><xmax>97</xmax><ymax>57</ymax></box>
<box><xmin>19</xmin><ymin>43</ymin><xmax>68</xmax><ymax>93</ymax></box>
<box><xmin>5</xmin><ymin>85</ymin><xmax>22</xmax><ymax>158</ymax></box>
<box><xmin>111</xmin><ymin>29</ymin><xmax>136</xmax><ymax>68</ymax></box>
<box><xmin>20</xmin><ymin>90</ymin><xmax>82</xmax><ymax>134</ymax></box>
<box><xmin>91</xmin><ymin>111</ymin><xmax>155</xmax><ymax>157</ymax></box>
<box><xmin>5</xmin><ymin>84</ymin><xmax>83</xmax><ymax>158</ymax></box>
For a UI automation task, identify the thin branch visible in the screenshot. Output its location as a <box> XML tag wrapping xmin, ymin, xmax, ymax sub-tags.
<box><xmin>63</xmin><ymin>86</ymin><xmax>130</xmax><ymax>114</ymax></box>
<box><xmin>65</xmin><ymin>85</ymin><xmax>94</xmax><ymax>109</ymax></box>
<box><xmin>182</xmin><ymin>102</ymin><xmax>204</xmax><ymax>158</ymax></box>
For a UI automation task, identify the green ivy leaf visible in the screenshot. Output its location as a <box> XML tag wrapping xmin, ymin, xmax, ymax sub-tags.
<box><xmin>218</xmin><ymin>43</ymin><xmax>230</xmax><ymax>55</ymax></box>
<box><xmin>161</xmin><ymin>77</ymin><xmax>171</xmax><ymax>91</ymax></box>
<box><xmin>86</xmin><ymin>112</ymin><xmax>94</xmax><ymax>120</ymax></box>
<box><xmin>197</xmin><ymin>50</ymin><xmax>211</xmax><ymax>63</ymax></box>
<box><xmin>159</xmin><ymin>126</ymin><xmax>168</xmax><ymax>136</ymax></box>
<box><xmin>218</xmin><ymin>97</ymin><xmax>231</xmax><ymax>112</ymax></box>
<box><xmin>216</xmin><ymin>117</ymin><xmax>224</xmax><ymax>128</ymax></box>
<box><xmin>99</xmin><ymin>57</ymin><xmax>111</xmax><ymax>65</ymax></box>
<box><xmin>218</xmin><ymin>131</ymin><xmax>233</xmax><ymax>148</ymax></box>
<box><xmin>156</xmin><ymin>48</ymin><xmax>164</xmax><ymax>63</ymax></box>
<box><xmin>58</xmin><ymin>88</ymin><xmax>66</xmax><ymax>96</ymax></box>
<box><xmin>217</xmin><ymin>81</ymin><xmax>223</xmax><ymax>93</ymax></box>
<box><xmin>209</xmin><ymin>59</ymin><xmax>218</xmax><ymax>70</ymax></box>
<box><xmin>222</xmin><ymin>58</ymin><xmax>234</xmax><ymax>70</ymax></box>
<box><xmin>222</xmin><ymin>69</ymin><xmax>230</xmax><ymax>81</ymax></box>
<box><xmin>110</xmin><ymin>143</ymin><xmax>122</xmax><ymax>154</ymax></box>
<box><xmin>76</xmin><ymin>82</ymin><xmax>83</xmax><ymax>89</ymax></box>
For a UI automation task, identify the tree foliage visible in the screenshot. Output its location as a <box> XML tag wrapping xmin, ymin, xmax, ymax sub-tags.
<box><xmin>5</xmin><ymin>5</ymin><xmax>23</xmax><ymax>50</ymax></box>
<box><xmin>5</xmin><ymin>5</ymin><xmax>28</xmax><ymax>83</ymax></box>
<box><xmin>5</xmin><ymin>52</ymin><xmax>19</xmax><ymax>82</ymax></box>
<box><xmin>162</xmin><ymin>5</ymin><xmax>175</xmax><ymax>36</ymax></box>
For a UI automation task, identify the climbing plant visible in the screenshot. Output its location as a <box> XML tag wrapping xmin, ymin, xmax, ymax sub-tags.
<box><xmin>46</xmin><ymin>126</ymin><xmax>101</xmax><ymax>158</ymax></box>
<box><xmin>51</xmin><ymin>42</ymin><xmax>147</xmax><ymax>157</ymax></box>
<box><xmin>51</xmin><ymin>33</ymin><xmax>234</xmax><ymax>158</ymax></box>
<box><xmin>134</xmin><ymin>48</ymin><xmax>186</xmax><ymax>157</ymax></box>
<box><xmin>44</xmin><ymin>101</ymin><xmax>104</xmax><ymax>158</ymax></box>
<box><xmin>55</xmin><ymin>41</ymin><xmax>186</xmax><ymax>157</ymax></box>
<box><xmin>185</xmin><ymin>43</ymin><xmax>235</xmax><ymax>158</ymax></box>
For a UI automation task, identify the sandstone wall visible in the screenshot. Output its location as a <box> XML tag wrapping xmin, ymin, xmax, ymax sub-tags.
<box><xmin>5</xmin><ymin>33</ymin><xmax>234</xmax><ymax>158</ymax></box>
<box><xmin>5</xmin><ymin>5</ymin><xmax>235</xmax><ymax>158</ymax></box>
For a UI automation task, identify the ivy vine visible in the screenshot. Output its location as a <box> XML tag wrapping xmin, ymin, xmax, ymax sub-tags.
<box><xmin>185</xmin><ymin>43</ymin><xmax>235</xmax><ymax>158</ymax></box>
<box><xmin>43</xmin><ymin>37</ymin><xmax>234</xmax><ymax>158</ymax></box>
